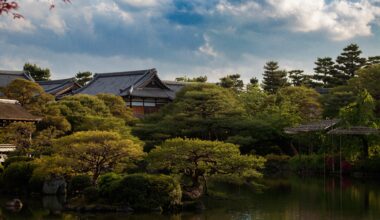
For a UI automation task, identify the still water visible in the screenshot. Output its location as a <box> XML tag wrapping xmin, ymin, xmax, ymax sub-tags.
<box><xmin>1</xmin><ymin>177</ymin><xmax>380</xmax><ymax>220</ymax></box>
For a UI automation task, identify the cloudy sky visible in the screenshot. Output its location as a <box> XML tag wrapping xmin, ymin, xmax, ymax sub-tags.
<box><xmin>1</xmin><ymin>0</ymin><xmax>380</xmax><ymax>82</ymax></box>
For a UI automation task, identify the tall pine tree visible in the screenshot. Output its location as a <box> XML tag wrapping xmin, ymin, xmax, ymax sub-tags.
<box><xmin>312</xmin><ymin>57</ymin><xmax>339</xmax><ymax>87</ymax></box>
<box><xmin>288</xmin><ymin>69</ymin><xmax>304</xmax><ymax>86</ymax></box>
<box><xmin>262</xmin><ymin>61</ymin><xmax>288</xmax><ymax>94</ymax></box>
<box><xmin>335</xmin><ymin>44</ymin><xmax>366</xmax><ymax>80</ymax></box>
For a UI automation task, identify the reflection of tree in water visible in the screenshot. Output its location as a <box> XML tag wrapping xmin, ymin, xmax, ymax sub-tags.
<box><xmin>43</xmin><ymin>195</ymin><xmax>66</xmax><ymax>216</ymax></box>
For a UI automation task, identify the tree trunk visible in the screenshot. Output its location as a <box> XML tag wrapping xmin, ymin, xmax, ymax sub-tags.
<box><xmin>361</xmin><ymin>137</ymin><xmax>369</xmax><ymax>159</ymax></box>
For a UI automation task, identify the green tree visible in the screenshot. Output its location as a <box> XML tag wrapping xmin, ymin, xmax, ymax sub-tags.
<box><xmin>147</xmin><ymin>138</ymin><xmax>265</xmax><ymax>199</ymax></box>
<box><xmin>54</xmin><ymin>131</ymin><xmax>145</xmax><ymax>182</ymax></box>
<box><xmin>23</xmin><ymin>63</ymin><xmax>51</xmax><ymax>81</ymax></box>
<box><xmin>262</xmin><ymin>61</ymin><xmax>288</xmax><ymax>94</ymax></box>
<box><xmin>288</xmin><ymin>69</ymin><xmax>305</xmax><ymax>86</ymax></box>
<box><xmin>3</xmin><ymin>122</ymin><xmax>36</xmax><ymax>153</ymax></box>
<box><xmin>75</xmin><ymin>71</ymin><xmax>93</xmax><ymax>86</ymax></box>
<box><xmin>175</xmin><ymin>76</ymin><xmax>207</xmax><ymax>83</ymax></box>
<box><xmin>339</xmin><ymin>90</ymin><xmax>378</xmax><ymax>158</ymax></box>
<box><xmin>1</xmin><ymin>79</ymin><xmax>54</xmax><ymax>114</ymax></box>
<box><xmin>313</xmin><ymin>57</ymin><xmax>340</xmax><ymax>87</ymax></box>
<box><xmin>96</xmin><ymin>93</ymin><xmax>137</xmax><ymax>125</ymax></box>
<box><xmin>335</xmin><ymin>44</ymin><xmax>366</xmax><ymax>80</ymax></box>
<box><xmin>365</xmin><ymin>56</ymin><xmax>380</xmax><ymax>67</ymax></box>
<box><xmin>133</xmin><ymin>83</ymin><xmax>246</xmax><ymax>145</ymax></box>
<box><xmin>276</xmin><ymin>86</ymin><xmax>322</xmax><ymax>122</ymax></box>
<box><xmin>218</xmin><ymin>74</ymin><xmax>244</xmax><ymax>92</ymax></box>
<box><xmin>350</xmin><ymin>64</ymin><xmax>380</xmax><ymax>116</ymax></box>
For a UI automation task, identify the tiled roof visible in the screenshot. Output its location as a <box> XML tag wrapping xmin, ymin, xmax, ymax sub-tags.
<box><xmin>37</xmin><ymin>78</ymin><xmax>81</xmax><ymax>96</ymax></box>
<box><xmin>75</xmin><ymin>69</ymin><xmax>182</xmax><ymax>99</ymax></box>
<box><xmin>0</xmin><ymin>70</ymin><xmax>34</xmax><ymax>88</ymax></box>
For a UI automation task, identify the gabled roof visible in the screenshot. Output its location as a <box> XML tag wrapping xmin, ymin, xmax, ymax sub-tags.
<box><xmin>74</xmin><ymin>69</ymin><xmax>178</xmax><ymax>99</ymax></box>
<box><xmin>0</xmin><ymin>70</ymin><xmax>34</xmax><ymax>88</ymax></box>
<box><xmin>37</xmin><ymin>78</ymin><xmax>81</xmax><ymax>96</ymax></box>
<box><xmin>0</xmin><ymin>99</ymin><xmax>41</xmax><ymax>121</ymax></box>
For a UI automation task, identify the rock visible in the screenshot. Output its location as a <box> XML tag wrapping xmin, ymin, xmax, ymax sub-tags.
<box><xmin>43</xmin><ymin>177</ymin><xmax>67</xmax><ymax>195</ymax></box>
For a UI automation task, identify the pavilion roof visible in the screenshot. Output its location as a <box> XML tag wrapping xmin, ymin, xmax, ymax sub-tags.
<box><xmin>0</xmin><ymin>99</ymin><xmax>41</xmax><ymax>122</ymax></box>
<box><xmin>327</xmin><ymin>126</ymin><xmax>379</xmax><ymax>135</ymax></box>
<box><xmin>284</xmin><ymin>119</ymin><xmax>340</xmax><ymax>134</ymax></box>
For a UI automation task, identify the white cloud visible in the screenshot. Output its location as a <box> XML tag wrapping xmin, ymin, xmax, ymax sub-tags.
<box><xmin>120</xmin><ymin>0</ymin><xmax>166</xmax><ymax>7</ymax></box>
<box><xmin>198</xmin><ymin>35</ymin><xmax>219</xmax><ymax>57</ymax></box>
<box><xmin>216</xmin><ymin>0</ymin><xmax>380</xmax><ymax>40</ymax></box>
<box><xmin>0</xmin><ymin>17</ymin><xmax>36</xmax><ymax>33</ymax></box>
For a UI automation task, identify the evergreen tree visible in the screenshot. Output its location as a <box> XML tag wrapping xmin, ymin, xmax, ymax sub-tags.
<box><xmin>250</xmin><ymin>77</ymin><xmax>259</xmax><ymax>85</ymax></box>
<box><xmin>175</xmin><ymin>75</ymin><xmax>207</xmax><ymax>83</ymax></box>
<box><xmin>262</xmin><ymin>61</ymin><xmax>288</xmax><ymax>94</ymax></box>
<box><xmin>288</xmin><ymin>69</ymin><xmax>304</xmax><ymax>86</ymax></box>
<box><xmin>218</xmin><ymin>74</ymin><xmax>244</xmax><ymax>92</ymax></box>
<box><xmin>365</xmin><ymin>56</ymin><xmax>380</xmax><ymax>68</ymax></box>
<box><xmin>312</xmin><ymin>57</ymin><xmax>339</xmax><ymax>87</ymax></box>
<box><xmin>23</xmin><ymin>63</ymin><xmax>51</xmax><ymax>81</ymax></box>
<box><xmin>75</xmin><ymin>71</ymin><xmax>93</xmax><ymax>86</ymax></box>
<box><xmin>335</xmin><ymin>44</ymin><xmax>366</xmax><ymax>80</ymax></box>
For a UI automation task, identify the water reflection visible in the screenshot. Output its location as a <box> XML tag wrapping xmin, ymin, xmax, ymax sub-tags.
<box><xmin>1</xmin><ymin>177</ymin><xmax>380</xmax><ymax>220</ymax></box>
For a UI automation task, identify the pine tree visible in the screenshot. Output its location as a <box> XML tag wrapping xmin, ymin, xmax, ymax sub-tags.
<box><xmin>312</xmin><ymin>57</ymin><xmax>338</xmax><ymax>87</ymax></box>
<box><xmin>365</xmin><ymin>56</ymin><xmax>380</xmax><ymax>68</ymax></box>
<box><xmin>23</xmin><ymin>63</ymin><xmax>51</xmax><ymax>81</ymax></box>
<box><xmin>335</xmin><ymin>44</ymin><xmax>366</xmax><ymax>80</ymax></box>
<box><xmin>262</xmin><ymin>61</ymin><xmax>288</xmax><ymax>94</ymax></box>
<box><xmin>75</xmin><ymin>71</ymin><xmax>93</xmax><ymax>86</ymax></box>
<box><xmin>288</xmin><ymin>69</ymin><xmax>304</xmax><ymax>86</ymax></box>
<box><xmin>218</xmin><ymin>74</ymin><xmax>244</xmax><ymax>92</ymax></box>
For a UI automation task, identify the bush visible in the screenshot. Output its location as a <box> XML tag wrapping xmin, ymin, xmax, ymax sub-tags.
<box><xmin>353</xmin><ymin>157</ymin><xmax>380</xmax><ymax>174</ymax></box>
<box><xmin>3</xmin><ymin>156</ymin><xmax>33</xmax><ymax>168</ymax></box>
<box><xmin>69</xmin><ymin>175</ymin><xmax>93</xmax><ymax>194</ymax></box>
<box><xmin>29</xmin><ymin>172</ymin><xmax>46</xmax><ymax>193</ymax></box>
<box><xmin>98</xmin><ymin>172</ymin><xmax>123</xmax><ymax>198</ymax></box>
<box><xmin>2</xmin><ymin>161</ymin><xmax>35</xmax><ymax>193</ymax></box>
<box><xmin>289</xmin><ymin>154</ymin><xmax>325</xmax><ymax>174</ymax></box>
<box><xmin>100</xmin><ymin>173</ymin><xmax>182</xmax><ymax>211</ymax></box>
<box><xmin>83</xmin><ymin>186</ymin><xmax>100</xmax><ymax>202</ymax></box>
<box><xmin>0</xmin><ymin>163</ymin><xmax>4</xmax><ymax>173</ymax></box>
<box><xmin>264</xmin><ymin>154</ymin><xmax>290</xmax><ymax>176</ymax></box>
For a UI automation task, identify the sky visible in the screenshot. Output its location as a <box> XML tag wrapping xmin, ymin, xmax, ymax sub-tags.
<box><xmin>0</xmin><ymin>0</ymin><xmax>380</xmax><ymax>83</ymax></box>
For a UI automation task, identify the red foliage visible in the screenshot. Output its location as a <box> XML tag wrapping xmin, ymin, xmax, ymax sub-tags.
<box><xmin>0</xmin><ymin>0</ymin><xmax>71</xmax><ymax>18</ymax></box>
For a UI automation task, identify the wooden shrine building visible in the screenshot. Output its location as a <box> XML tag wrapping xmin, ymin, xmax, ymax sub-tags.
<box><xmin>74</xmin><ymin>69</ymin><xmax>184</xmax><ymax>117</ymax></box>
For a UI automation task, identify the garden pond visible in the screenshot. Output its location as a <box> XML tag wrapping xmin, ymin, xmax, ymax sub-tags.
<box><xmin>1</xmin><ymin>176</ymin><xmax>380</xmax><ymax>220</ymax></box>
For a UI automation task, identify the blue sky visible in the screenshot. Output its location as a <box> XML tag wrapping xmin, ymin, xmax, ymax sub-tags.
<box><xmin>0</xmin><ymin>0</ymin><xmax>380</xmax><ymax>83</ymax></box>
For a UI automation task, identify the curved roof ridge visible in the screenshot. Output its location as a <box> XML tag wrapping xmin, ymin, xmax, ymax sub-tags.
<box><xmin>94</xmin><ymin>69</ymin><xmax>154</xmax><ymax>78</ymax></box>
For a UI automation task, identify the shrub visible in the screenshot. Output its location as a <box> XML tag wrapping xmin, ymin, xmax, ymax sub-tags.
<box><xmin>0</xmin><ymin>163</ymin><xmax>4</xmax><ymax>173</ymax></box>
<box><xmin>100</xmin><ymin>174</ymin><xmax>182</xmax><ymax>211</ymax></box>
<box><xmin>28</xmin><ymin>172</ymin><xmax>46</xmax><ymax>193</ymax></box>
<box><xmin>2</xmin><ymin>161</ymin><xmax>35</xmax><ymax>193</ymax></box>
<box><xmin>3</xmin><ymin>156</ymin><xmax>33</xmax><ymax>168</ymax></box>
<box><xmin>353</xmin><ymin>157</ymin><xmax>380</xmax><ymax>174</ymax></box>
<box><xmin>69</xmin><ymin>175</ymin><xmax>93</xmax><ymax>194</ymax></box>
<box><xmin>289</xmin><ymin>154</ymin><xmax>325</xmax><ymax>174</ymax></box>
<box><xmin>264</xmin><ymin>154</ymin><xmax>290</xmax><ymax>176</ymax></box>
<box><xmin>98</xmin><ymin>172</ymin><xmax>123</xmax><ymax>198</ymax></box>
<box><xmin>83</xmin><ymin>186</ymin><xmax>100</xmax><ymax>202</ymax></box>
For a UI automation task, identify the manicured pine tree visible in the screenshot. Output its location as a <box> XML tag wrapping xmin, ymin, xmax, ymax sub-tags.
<box><xmin>262</xmin><ymin>61</ymin><xmax>288</xmax><ymax>94</ymax></box>
<box><xmin>312</xmin><ymin>57</ymin><xmax>338</xmax><ymax>88</ymax></box>
<box><xmin>75</xmin><ymin>71</ymin><xmax>93</xmax><ymax>86</ymax></box>
<box><xmin>335</xmin><ymin>43</ymin><xmax>366</xmax><ymax>80</ymax></box>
